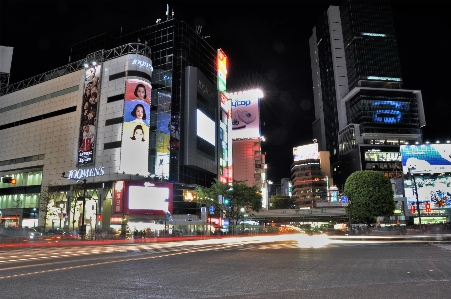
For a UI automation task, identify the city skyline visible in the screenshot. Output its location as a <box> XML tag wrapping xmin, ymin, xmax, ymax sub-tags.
<box><xmin>0</xmin><ymin>1</ymin><xmax>449</xmax><ymax>182</ymax></box>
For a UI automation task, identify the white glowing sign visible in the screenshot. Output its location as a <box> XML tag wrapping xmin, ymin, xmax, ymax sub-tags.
<box><xmin>67</xmin><ymin>166</ymin><xmax>105</xmax><ymax>181</ymax></box>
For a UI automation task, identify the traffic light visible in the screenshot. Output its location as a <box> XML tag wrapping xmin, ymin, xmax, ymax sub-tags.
<box><xmin>224</xmin><ymin>198</ymin><xmax>230</xmax><ymax>205</ymax></box>
<box><xmin>2</xmin><ymin>177</ymin><xmax>16</xmax><ymax>184</ymax></box>
<box><xmin>425</xmin><ymin>203</ymin><xmax>431</xmax><ymax>213</ymax></box>
<box><xmin>410</xmin><ymin>206</ymin><xmax>415</xmax><ymax>214</ymax></box>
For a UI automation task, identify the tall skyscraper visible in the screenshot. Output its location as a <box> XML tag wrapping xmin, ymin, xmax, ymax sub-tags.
<box><xmin>71</xmin><ymin>18</ymin><xmax>220</xmax><ymax>214</ymax></box>
<box><xmin>309</xmin><ymin>0</ymin><xmax>426</xmax><ymax>188</ymax></box>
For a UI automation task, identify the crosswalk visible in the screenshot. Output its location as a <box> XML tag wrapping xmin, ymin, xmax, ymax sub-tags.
<box><xmin>0</xmin><ymin>240</ymin><xmax>403</xmax><ymax>265</ymax></box>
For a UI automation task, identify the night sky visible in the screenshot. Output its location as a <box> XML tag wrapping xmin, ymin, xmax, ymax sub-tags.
<box><xmin>0</xmin><ymin>1</ymin><xmax>449</xmax><ymax>183</ymax></box>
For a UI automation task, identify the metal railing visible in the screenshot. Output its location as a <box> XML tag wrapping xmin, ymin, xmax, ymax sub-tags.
<box><xmin>0</xmin><ymin>43</ymin><xmax>151</xmax><ymax>96</ymax></box>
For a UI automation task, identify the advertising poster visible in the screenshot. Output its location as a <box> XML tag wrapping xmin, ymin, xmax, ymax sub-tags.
<box><xmin>230</xmin><ymin>91</ymin><xmax>261</xmax><ymax>139</ymax></box>
<box><xmin>120</xmin><ymin>79</ymin><xmax>151</xmax><ymax>175</ymax></box>
<box><xmin>400</xmin><ymin>144</ymin><xmax>451</xmax><ymax>174</ymax></box>
<box><xmin>123</xmin><ymin>181</ymin><xmax>173</xmax><ymax>215</ymax></box>
<box><xmin>293</xmin><ymin>143</ymin><xmax>319</xmax><ymax>161</ymax></box>
<box><xmin>78</xmin><ymin>65</ymin><xmax>101</xmax><ymax>165</ymax></box>
<box><xmin>155</xmin><ymin>92</ymin><xmax>172</xmax><ymax>179</ymax></box>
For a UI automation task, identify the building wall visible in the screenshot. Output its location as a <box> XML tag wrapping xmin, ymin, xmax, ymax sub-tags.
<box><xmin>0</xmin><ymin>53</ymin><xmax>154</xmax><ymax>229</ymax></box>
<box><xmin>232</xmin><ymin>139</ymin><xmax>262</xmax><ymax>188</ymax></box>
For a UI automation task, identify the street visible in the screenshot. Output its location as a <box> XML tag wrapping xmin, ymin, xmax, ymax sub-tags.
<box><xmin>1</xmin><ymin>235</ymin><xmax>451</xmax><ymax>298</ymax></box>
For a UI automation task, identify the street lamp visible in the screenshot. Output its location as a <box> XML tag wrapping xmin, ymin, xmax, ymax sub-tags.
<box><xmin>407</xmin><ymin>167</ymin><xmax>422</xmax><ymax>231</ymax></box>
<box><xmin>240</xmin><ymin>207</ymin><xmax>245</xmax><ymax>234</ymax></box>
<box><xmin>57</xmin><ymin>201</ymin><xmax>65</xmax><ymax>229</ymax></box>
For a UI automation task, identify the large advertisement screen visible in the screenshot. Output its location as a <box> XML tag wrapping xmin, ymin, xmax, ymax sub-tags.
<box><xmin>404</xmin><ymin>174</ymin><xmax>451</xmax><ymax>209</ymax></box>
<box><xmin>229</xmin><ymin>90</ymin><xmax>261</xmax><ymax>139</ymax></box>
<box><xmin>123</xmin><ymin>181</ymin><xmax>173</xmax><ymax>215</ymax></box>
<box><xmin>293</xmin><ymin>143</ymin><xmax>319</xmax><ymax>161</ymax></box>
<box><xmin>155</xmin><ymin>92</ymin><xmax>172</xmax><ymax>180</ymax></box>
<box><xmin>197</xmin><ymin>109</ymin><xmax>215</xmax><ymax>145</ymax></box>
<box><xmin>78</xmin><ymin>65</ymin><xmax>101</xmax><ymax>165</ymax></box>
<box><xmin>120</xmin><ymin>79</ymin><xmax>151</xmax><ymax>175</ymax></box>
<box><xmin>400</xmin><ymin>144</ymin><xmax>451</xmax><ymax>174</ymax></box>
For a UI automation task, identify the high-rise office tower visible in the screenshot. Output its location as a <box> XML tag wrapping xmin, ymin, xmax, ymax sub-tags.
<box><xmin>70</xmin><ymin>18</ymin><xmax>221</xmax><ymax>215</ymax></box>
<box><xmin>309</xmin><ymin>0</ymin><xmax>426</xmax><ymax>187</ymax></box>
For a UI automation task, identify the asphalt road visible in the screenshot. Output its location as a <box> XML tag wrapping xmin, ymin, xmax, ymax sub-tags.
<box><xmin>1</xmin><ymin>234</ymin><xmax>451</xmax><ymax>299</ymax></box>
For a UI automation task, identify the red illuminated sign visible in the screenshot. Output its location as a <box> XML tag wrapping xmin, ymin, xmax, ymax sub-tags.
<box><xmin>110</xmin><ymin>215</ymin><xmax>122</xmax><ymax>224</ymax></box>
<box><xmin>113</xmin><ymin>181</ymin><xmax>124</xmax><ymax>213</ymax></box>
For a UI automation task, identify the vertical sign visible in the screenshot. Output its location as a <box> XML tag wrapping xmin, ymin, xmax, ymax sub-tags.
<box><xmin>113</xmin><ymin>181</ymin><xmax>124</xmax><ymax>213</ymax></box>
<box><xmin>78</xmin><ymin>65</ymin><xmax>102</xmax><ymax>165</ymax></box>
<box><xmin>120</xmin><ymin>79</ymin><xmax>152</xmax><ymax>175</ymax></box>
<box><xmin>217</xmin><ymin>49</ymin><xmax>227</xmax><ymax>92</ymax></box>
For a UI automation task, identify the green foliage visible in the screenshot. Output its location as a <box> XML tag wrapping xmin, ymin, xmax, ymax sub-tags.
<box><xmin>195</xmin><ymin>179</ymin><xmax>263</xmax><ymax>222</ymax></box>
<box><xmin>39</xmin><ymin>181</ymin><xmax>58</xmax><ymax>229</ymax></box>
<box><xmin>344</xmin><ymin>170</ymin><xmax>395</xmax><ymax>224</ymax></box>
<box><xmin>270</xmin><ymin>194</ymin><xmax>295</xmax><ymax>209</ymax></box>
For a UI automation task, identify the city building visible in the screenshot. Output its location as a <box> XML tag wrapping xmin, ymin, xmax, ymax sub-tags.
<box><xmin>280</xmin><ymin>178</ymin><xmax>291</xmax><ymax>197</ymax></box>
<box><xmin>291</xmin><ymin>143</ymin><xmax>334</xmax><ymax>208</ymax></box>
<box><xmin>309</xmin><ymin>0</ymin><xmax>425</xmax><ymax>188</ymax></box>
<box><xmin>0</xmin><ymin>16</ymin><xmax>225</xmax><ymax>233</ymax></box>
<box><xmin>227</xmin><ymin>89</ymin><xmax>267</xmax><ymax>209</ymax></box>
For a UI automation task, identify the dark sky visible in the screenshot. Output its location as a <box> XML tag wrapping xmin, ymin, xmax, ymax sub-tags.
<box><xmin>1</xmin><ymin>1</ymin><xmax>450</xmax><ymax>183</ymax></box>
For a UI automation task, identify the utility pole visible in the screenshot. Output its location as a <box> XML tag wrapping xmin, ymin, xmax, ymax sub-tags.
<box><xmin>408</xmin><ymin>168</ymin><xmax>422</xmax><ymax>231</ymax></box>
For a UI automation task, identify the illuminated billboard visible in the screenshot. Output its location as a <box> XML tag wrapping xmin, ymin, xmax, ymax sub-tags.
<box><xmin>293</xmin><ymin>143</ymin><xmax>319</xmax><ymax>161</ymax></box>
<box><xmin>197</xmin><ymin>109</ymin><xmax>216</xmax><ymax>145</ymax></box>
<box><xmin>120</xmin><ymin>79</ymin><xmax>151</xmax><ymax>175</ymax></box>
<box><xmin>400</xmin><ymin>144</ymin><xmax>451</xmax><ymax>174</ymax></box>
<box><xmin>155</xmin><ymin>92</ymin><xmax>172</xmax><ymax>179</ymax></box>
<box><xmin>78</xmin><ymin>65</ymin><xmax>102</xmax><ymax>165</ymax></box>
<box><xmin>228</xmin><ymin>89</ymin><xmax>262</xmax><ymax>139</ymax></box>
<box><xmin>217</xmin><ymin>49</ymin><xmax>227</xmax><ymax>92</ymax></box>
<box><xmin>404</xmin><ymin>174</ymin><xmax>451</xmax><ymax>209</ymax></box>
<box><xmin>122</xmin><ymin>181</ymin><xmax>173</xmax><ymax>215</ymax></box>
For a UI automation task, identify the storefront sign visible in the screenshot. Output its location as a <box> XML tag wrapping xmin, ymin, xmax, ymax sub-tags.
<box><xmin>110</xmin><ymin>215</ymin><xmax>122</xmax><ymax>224</ymax></box>
<box><xmin>113</xmin><ymin>181</ymin><xmax>124</xmax><ymax>213</ymax></box>
<box><xmin>67</xmin><ymin>166</ymin><xmax>105</xmax><ymax>181</ymax></box>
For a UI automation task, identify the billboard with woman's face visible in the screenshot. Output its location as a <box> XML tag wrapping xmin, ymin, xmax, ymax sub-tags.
<box><xmin>78</xmin><ymin>65</ymin><xmax>102</xmax><ymax>165</ymax></box>
<box><xmin>120</xmin><ymin>79</ymin><xmax>152</xmax><ymax>175</ymax></box>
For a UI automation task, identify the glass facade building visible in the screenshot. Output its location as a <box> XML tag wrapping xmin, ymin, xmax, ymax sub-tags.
<box><xmin>310</xmin><ymin>0</ymin><xmax>425</xmax><ymax>188</ymax></box>
<box><xmin>55</xmin><ymin>19</ymin><xmax>218</xmax><ymax>215</ymax></box>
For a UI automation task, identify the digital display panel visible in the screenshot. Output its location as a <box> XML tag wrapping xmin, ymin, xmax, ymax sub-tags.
<box><xmin>78</xmin><ymin>65</ymin><xmax>101</xmax><ymax>165</ymax></box>
<box><xmin>404</xmin><ymin>174</ymin><xmax>451</xmax><ymax>209</ymax></box>
<box><xmin>123</xmin><ymin>181</ymin><xmax>173</xmax><ymax>215</ymax></box>
<box><xmin>129</xmin><ymin>186</ymin><xmax>169</xmax><ymax>211</ymax></box>
<box><xmin>401</xmin><ymin>144</ymin><xmax>451</xmax><ymax>174</ymax></box>
<box><xmin>229</xmin><ymin>90</ymin><xmax>261</xmax><ymax>139</ymax></box>
<box><xmin>293</xmin><ymin>143</ymin><xmax>319</xmax><ymax>161</ymax></box>
<box><xmin>371</xmin><ymin>100</ymin><xmax>409</xmax><ymax>124</ymax></box>
<box><xmin>217</xmin><ymin>49</ymin><xmax>227</xmax><ymax>92</ymax></box>
<box><xmin>120</xmin><ymin>79</ymin><xmax>151</xmax><ymax>175</ymax></box>
<box><xmin>197</xmin><ymin>109</ymin><xmax>215</xmax><ymax>145</ymax></box>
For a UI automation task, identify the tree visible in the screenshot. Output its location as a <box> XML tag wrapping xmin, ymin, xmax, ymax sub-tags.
<box><xmin>270</xmin><ymin>194</ymin><xmax>296</xmax><ymax>209</ymax></box>
<box><xmin>344</xmin><ymin>170</ymin><xmax>395</xmax><ymax>225</ymax></box>
<box><xmin>39</xmin><ymin>182</ymin><xmax>58</xmax><ymax>230</ymax></box>
<box><xmin>195</xmin><ymin>179</ymin><xmax>263</xmax><ymax>223</ymax></box>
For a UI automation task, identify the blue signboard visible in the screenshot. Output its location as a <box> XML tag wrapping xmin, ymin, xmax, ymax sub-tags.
<box><xmin>340</xmin><ymin>196</ymin><xmax>348</xmax><ymax>203</ymax></box>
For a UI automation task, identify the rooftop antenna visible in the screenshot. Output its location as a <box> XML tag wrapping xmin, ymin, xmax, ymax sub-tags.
<box><xmin>196</xmin><ymin>25</ymin><xmax>202</xmax><ymax>35</ymax></box>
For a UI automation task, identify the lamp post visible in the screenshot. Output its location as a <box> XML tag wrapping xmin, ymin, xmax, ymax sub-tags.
<box><xmin>240</xmin><ymin>207</ymin><xmax>245</xmax><ymax>234</ymax></box>
<box><xmin>408</xmin><ymin>167</ymin><xmax>422</xmax><ymax>231</ymax></box>
<box><xmin>58</xmin><ymin>202</ymin><xmax>64</xmax><ymax>229</ymax></box>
